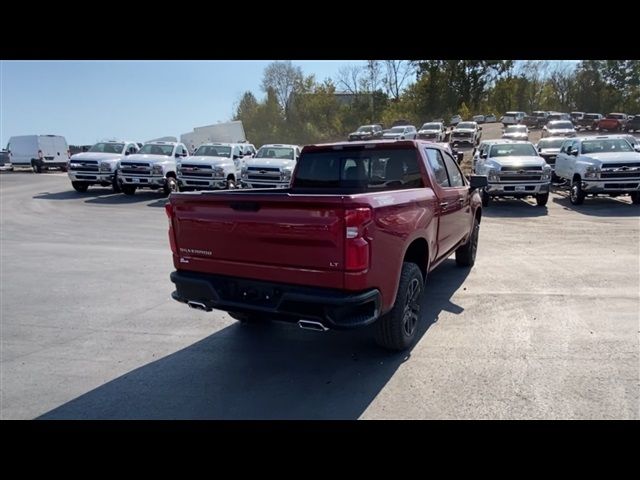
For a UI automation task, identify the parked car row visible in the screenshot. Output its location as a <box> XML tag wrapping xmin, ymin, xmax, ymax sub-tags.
<box><xmin>472</xmin><ymin>135</ymin><xmax>640</xmax><ymax>206</ymax></box>
<box><xmin>65</xmin><ymin>140</ymin><xmax>301</xmax><ymax>195</ymax></box>
<box><xmin>503</xmin><ymin>110</ymin><xmax>639</xmax><ymax>133</ymax></box>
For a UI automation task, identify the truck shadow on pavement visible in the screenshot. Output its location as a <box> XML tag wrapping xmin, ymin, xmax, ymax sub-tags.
<box><xmin>84</xmin><ymin>192</ymin><xmax>168</xmax><ymax>205</ymax></box>
<box><xmin>481</xmin><ymin>199</ymin><xmax>548</xmax><ymax>218</ymax></box>
<box><xmin>38</xmin><ymin>260</ymin><xmax>469</xmax><ymax>420</ymax></box>
<box><xmin>552</xmin><ymin>191</ymin><xmax>639</xmax><ymax>217</ymax></box>
<box><xmin>33</xmin><ymin>189</ymin><xmax>113</xmax><ymax>200</ymax></box>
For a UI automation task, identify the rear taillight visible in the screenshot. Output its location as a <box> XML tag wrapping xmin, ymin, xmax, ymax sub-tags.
<box><xmin>165</xmin><ymin>203</ymin><xmax>177</xmax><ymax>255</ymax></box>
<box><xmin>67</xmin><ymin>149</ymin><xmax>71</xmax><ymax>159</ymax></box>
<box><xmin>345</xmin><ymin>207</ymin><xmax>372</xmax><ymax>271</ymax></box>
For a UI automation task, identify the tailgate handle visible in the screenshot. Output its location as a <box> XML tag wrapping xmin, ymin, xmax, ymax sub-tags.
<box><xmin>230</xmin><ymin>202</ymin><xmax>261</xmax><ymax>212</ymax></box>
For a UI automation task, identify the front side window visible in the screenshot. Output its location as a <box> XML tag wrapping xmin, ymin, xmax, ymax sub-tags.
<box><xmin>425</xmin><ymin>148</ymin><xmax>449</xmax><ymax>188</ymax></box>
<box><xmin>441</xmin><ymin>152</ymin><xmax>465</xmax><ymax>187</ymax></box>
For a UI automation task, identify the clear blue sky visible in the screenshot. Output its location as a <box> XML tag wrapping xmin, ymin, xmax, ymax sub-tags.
<box><xmin>0</xmin><ymin>60</ymin><xmax>366</xmax><ymax>146</ymax></box>
<box><xmin>1</xmin><ymin>60</ymin><xmax>578</xmax><ymax>147</ymax></box>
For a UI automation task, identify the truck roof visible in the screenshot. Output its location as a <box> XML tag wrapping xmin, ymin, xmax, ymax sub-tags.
<box><xmin>259</xmin><ymin>144</ymin><xmax>298</xmax><ymax>148</ymax></box>
<box><xmin>302</xmin><ymin>139</ymin><xmax>450</xmax><ymax>153</ymax></box>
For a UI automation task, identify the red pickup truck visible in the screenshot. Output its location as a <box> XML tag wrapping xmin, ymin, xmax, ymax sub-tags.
<box><xmin>166</xmin><ymin>140</ymin><xmax>487</xmax><ymax>350</ymax></box>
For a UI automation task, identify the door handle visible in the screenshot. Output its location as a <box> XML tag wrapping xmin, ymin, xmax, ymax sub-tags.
<box><xmin>439</xmin><ymin>202</ymin><xmax>449</xmax><ymax>208</ymax></box>
<box><xmin>458</xmin><ymin>198</ymin><xmax>465</xmax><ymax>204</ymax></box>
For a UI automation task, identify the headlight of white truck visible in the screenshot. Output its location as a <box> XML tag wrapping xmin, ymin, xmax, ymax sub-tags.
<box><xmin>488</xmin><ymin>168</ymin><xmax>499</xmax><ymax>182</ymax></box>
<box><xmin>241</xmin><ymin>166</ymin><xmax>248</xmax><ymax>179</ymax></box>
<box><xmin>99</xmin><ymin>162</ymin><xmax>112</xmax><ymax>172</ymax></box>
<box><xmin>542</xmin><ymin>164</ymin><xmax>552</xmax><ymax>180</ymax></box>
<box><xmin>151</xmin><ymin>164</ymin><xmax>164</xmax><ymax>175</ymax></box>
<box><xmin>212</xmin><ymin>166</ymin><xmax>224</xmax><ymax>177</ymax></box>
<box><xmin>281</xmin><ymin>167</ymin><xmax>293</xmax><ymax>182</ymax></box>
<box><xmin>584</xmin><ymin>166</ymin><xmax>600</xmax><ymax>178</ymax></box>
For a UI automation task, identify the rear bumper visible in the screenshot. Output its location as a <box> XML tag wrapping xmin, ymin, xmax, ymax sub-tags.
<box><xmin>170</xmin><ymin>270</ymin><xmax>381</xmax><ymax>329</ymax></box>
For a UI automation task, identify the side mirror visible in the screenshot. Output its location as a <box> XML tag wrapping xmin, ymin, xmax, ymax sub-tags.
<box><xmin>469</xmin><ymin>175</ymin><xmax>488</xmax><ymax>190</ymax></box>
<box><xmin>233</xmin><ymin>154</ymin><xmax>240</xmax><ymax>159</ymax></box>
<box><xmin>538</xmin><ymin>146</ymin><xmax>542</xmax><ymax>152</ymax></box>
<box><xmin>572</xmin><ymin>150</ymin><xmax>579</xmax><ymax>156</ymax></box>
<box><xmin>456</xmin><ymin>152</ymin><xmax>464</xmax><ymax>164</ymax></box>
<box><xmin>480</xmin><ymin>153</ymin><xmax>487</xmax><ymax>159</ymax></box>
<box><xmin>175</xmin><ymin>153</ymin><xmax>181</xmax><ymax>158</ymax></box>
<box><xmin>125</xmin><ymin>151</ymin><xmax>130</xmax><ymax>156</ymax></box>
<box><xmin>566</xmin><ymin>147</ymin><xmax>572</xmax><ymax>155</ymax></box>
<box><xmin>478</xmin><ymin>126</ymin><xmax>483</xmax><ymax>131</ymax></box>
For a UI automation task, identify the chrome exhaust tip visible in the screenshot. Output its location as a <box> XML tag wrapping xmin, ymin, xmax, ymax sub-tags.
<box><xmin>298</xmin><ymin>320</ymin><xmax>329</xmax><ymax>332</ymax></box>
<box><xmin>187</xmin><ymin>301</ymin><xmax>210</xmax><ymax>312</ymax></box>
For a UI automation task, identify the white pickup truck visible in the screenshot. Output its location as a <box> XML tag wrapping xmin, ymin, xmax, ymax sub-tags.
<box><xmin>117</xmin><ymin>141</ymin><xmax>188</xmax><ymax>195</ymax></box>
<box><xmin>240</xmin><ymin>144</ymin><xmax>301</xmax><ymax>189</ymax></box>
<box><xmin>177</xmin><ymin>143</ymin><xmax>244</xmax><ymax>190</ymax></box>
<box><xmin>554</xmin><ymin>136</ymin><xmax>640</xmax><ymax>205</ymax></box>
<box><xmin>500</xmin><ymin>111</ymin><xmax>526</xmax><ymax>127</ymax></box>
<box><xmin>67</xmin><ymin>141</ymin><xmax>139</xmax><ymax>193</ymax></box>
<box><xmin>474</xmin><ymin>140</ymin><xmax>552</xmax><ymax>207</ymax></box>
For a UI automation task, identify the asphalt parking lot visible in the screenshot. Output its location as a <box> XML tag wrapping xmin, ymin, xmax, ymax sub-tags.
<box><xmin>1</xmin><ymin>129</ymin><xmax>639</xmax><ymax>419</ymax></box>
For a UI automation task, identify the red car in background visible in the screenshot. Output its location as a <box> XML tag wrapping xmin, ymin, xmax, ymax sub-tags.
<box><xmin>598</xmin><ymin>113</ymin><xmax>628</xmax><ymax>132</ymax></box>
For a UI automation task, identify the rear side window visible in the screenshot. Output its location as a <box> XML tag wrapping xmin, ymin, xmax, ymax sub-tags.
<box><xmin>294</xmin><ymin>148</ymin><xmax>423</xmax><ymax>190</ymax></box>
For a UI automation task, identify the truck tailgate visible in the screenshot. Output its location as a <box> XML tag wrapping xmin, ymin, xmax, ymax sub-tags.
<box><xmin>170</xmin><ymin>192</ymin><xmax>346</xmax><ymax>289</ymax></box>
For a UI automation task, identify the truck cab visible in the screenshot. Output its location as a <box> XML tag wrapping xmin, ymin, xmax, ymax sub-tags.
<box><xmin>475</xmin><ymin>140</ymin><xmax>552</xmax><ymax>207</ymax></box>
<box><xmin>118</xmin><ymin>141</ymin><xmax>188</xmax><ymax>195</ymax></box>
<box><xmin>177</xmin><ymin>143</ymin><xmax>243</xmax><ymax>191</ymax></box>
<box><xmin>67</xmin><ymin>141</ymin><xmax>140</xmax><ymax>193</ymax></box>
<box><xmin>240</xmin><ymin>144</ymin><xmax>301</xmax><ymax>189</ymax></box>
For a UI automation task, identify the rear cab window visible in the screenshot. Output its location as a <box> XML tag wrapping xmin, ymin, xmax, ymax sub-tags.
<box><xmin>293</xmin><ymin>147</ymin><xmax>423</xmax><ymax>191</ymax></box>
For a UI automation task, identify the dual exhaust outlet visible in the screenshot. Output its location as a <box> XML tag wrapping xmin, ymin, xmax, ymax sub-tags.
<box><xmin>187</xmin><ymin>301</ymin><xmax>328</xmax><ymax>332</ymax></box>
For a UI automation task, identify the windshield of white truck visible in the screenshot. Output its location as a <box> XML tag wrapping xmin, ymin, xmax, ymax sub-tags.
<box><xmin>139</xmin><ymin>144</ymin><xmax>174</xmax><ymax>156</ymax></box>
<box><xmin>294</xmin><ymin>147</ymin><xmax>423</xmax><ymax>190</ymax></box>
<box><xmin>89</xmin><ymin>143</ymin><xmax>124</xmax><ymax>154</ymax></box>
<box><xmin>581</xmin><ymin>139</ymin><xmax>634</xmax><ymax>154</ymax></box>
<box><xmin>255</xmin><ymin>147</ymin><xmax>294</xmax><ymax>159</ymax></box>
<box><xmin>489</xmin><ymin>144</ymin><xmax>538</xmax><ymax>157</ymax></box>
<box><xmin>537</xmin><ymin>139</ymin><xmax>565</xmax><ymax>149</ymax></box>
<box><xmin>195</xmin><ymin>145</ymin><xmax>231</xmax><ymax>157</ymax></box>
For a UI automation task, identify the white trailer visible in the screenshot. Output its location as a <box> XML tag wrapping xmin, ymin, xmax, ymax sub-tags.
<box><xmin>181</xmin><ymin>121</ymin><xmax>246</xmax><ymax>153</ymax></box>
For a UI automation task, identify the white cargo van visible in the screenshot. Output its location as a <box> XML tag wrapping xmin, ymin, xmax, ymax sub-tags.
<box><xmin>6</xmin><ymin>135</ymin><xmax>69</xmax><ymax>172</ymax></box>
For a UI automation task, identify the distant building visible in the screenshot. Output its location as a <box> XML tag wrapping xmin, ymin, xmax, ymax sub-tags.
<box><xmin>146</xmin><ymin>136</ymin><xmax>178</xmax><ymax>143</ymax></box>
<box><xmin>180</xmin><ymin>121</ymin><xmax>246</xmax><ymax>150</ymax></box>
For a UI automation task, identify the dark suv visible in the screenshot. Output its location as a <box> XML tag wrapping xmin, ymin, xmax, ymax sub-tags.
<box><xmin>348</xmin><ymin>124</ymin><xmax>383</xmax><ymax>141</ymax></box>
<box><xmin>625</xmin><ymin>115</ymin><xmax>640</xmax><ymax>133</ymax></box>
